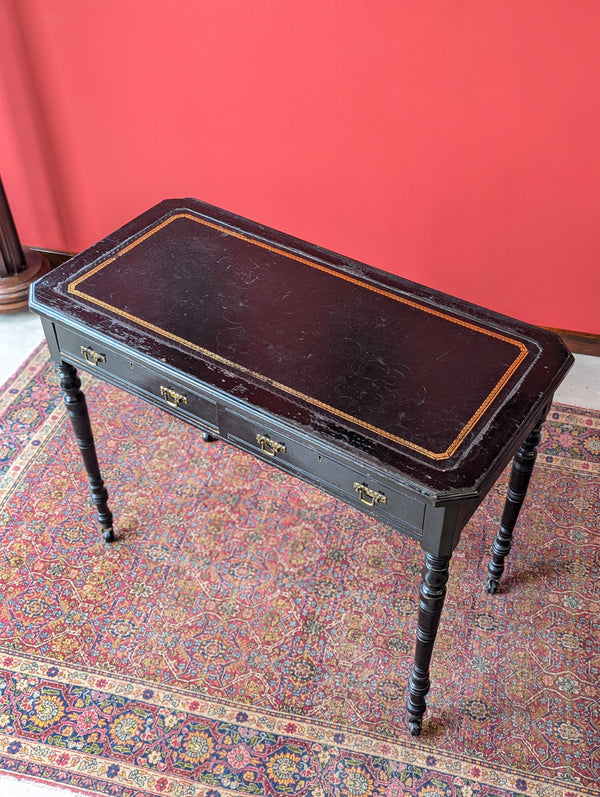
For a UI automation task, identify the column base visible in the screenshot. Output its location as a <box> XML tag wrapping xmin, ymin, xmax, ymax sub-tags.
<box><xmin>0</xmin><ymin>250</ymin><xmax>50</xmax><ymax>313</ymax></box>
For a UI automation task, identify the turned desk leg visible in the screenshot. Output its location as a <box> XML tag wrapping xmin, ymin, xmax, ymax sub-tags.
<box><xmin>57</xmin><ymin>362</ymin><xmax>115</xmax><ymax>542</ymax></box>
<box><xmin>486</xmin><ymin>416</ymin><xmax>545</xmax><ymax>594</ymax></box>
<box><xmin>406</xmin><ymin>553</ymin><xmax>451</xmax><ymax>736</ymax></box>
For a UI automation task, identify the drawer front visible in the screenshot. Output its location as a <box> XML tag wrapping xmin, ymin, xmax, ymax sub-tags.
<box><xmin>57</xmin><ymin>326</ymin><xmax>218</xmax><ymax>431</ymax></box>
<box><xmin>226</xmin><ymin>410</ymin><xmax>425</xmax><ymax>536</ymax></box>
<box><xmin>55</xmin><ymin>324</ymin><xmax>425</xmax><ymax>538</ymax></box>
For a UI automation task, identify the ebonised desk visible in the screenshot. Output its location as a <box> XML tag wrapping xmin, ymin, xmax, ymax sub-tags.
<box><xmin>29</xmin><ymin>198</ymin><xmax>573</xmax><ymax>735</ymax></box>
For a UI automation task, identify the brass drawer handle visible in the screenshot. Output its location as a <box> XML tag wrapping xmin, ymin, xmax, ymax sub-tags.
<box><xmin>256</xmin><ymin>433</ymin><xmax>286</xmax><ymax>457</ymax></box>
<box><xmin>353</xmin><ymin>482</ymin><xmax>387</xmax><ymax>507</ymax></box>
<box><xmin>80</xmin><ymin>346</ymin><xmax>106</xmax><ymax>367</ymax></box>
<box><xmin>160</xmin><ymin>385</ymin><xmax>188</xmax><ymax>408</ymax></box>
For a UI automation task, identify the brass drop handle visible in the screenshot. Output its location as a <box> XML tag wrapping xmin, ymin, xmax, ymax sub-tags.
<box><xmin>256</xmin><ymin>433</ymin><xmax>286</xmax><ymax>457</ymax></box>
<box><xmin>80</xmin><ymin>346</ymin><xmax>106</xmax><ymax>367</ymax></box>
<box><xmin>160</xmin><ymin>385</ymin><xmax>188</xmax><ymax>408</ymax></box>
<box><xmin>353</xmin><ymin>482</ymin><xmax>387</xmax><ymax>507</ymax></box>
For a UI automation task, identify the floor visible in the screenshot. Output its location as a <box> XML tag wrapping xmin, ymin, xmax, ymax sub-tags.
<box><xmin>1</xmin><ymin>307</ymin><xmax>599</xmax><ymax>797</ymax></box>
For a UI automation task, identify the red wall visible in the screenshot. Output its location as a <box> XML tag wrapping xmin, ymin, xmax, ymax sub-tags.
<box><xmin>2</xmin><ymin>1</ymin><xmax>599</xmax><ymax>333</ymax></box>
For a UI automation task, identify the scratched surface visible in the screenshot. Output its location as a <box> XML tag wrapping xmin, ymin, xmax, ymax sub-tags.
<box><xmin>66</xmin><ymin>214</ymin><xmax>524</xmax><ymax>458</ymax></box>
<box><xmin>31</xmin><ymin>198</ymin><xmax>573</xmax><ymax>490</ymax></box>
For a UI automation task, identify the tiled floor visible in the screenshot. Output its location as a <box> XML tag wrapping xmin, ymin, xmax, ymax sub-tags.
<box><xmin>1</xmin><ymin>307</ymin><xmax>599</xmax><ymax>796</ymax></box>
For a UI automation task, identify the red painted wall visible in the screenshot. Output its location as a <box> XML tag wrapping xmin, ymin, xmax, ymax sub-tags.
<box><xmin>2</xmin><ymin>1</ymin><xmax>599</xmax><ymax>333</ymax></box>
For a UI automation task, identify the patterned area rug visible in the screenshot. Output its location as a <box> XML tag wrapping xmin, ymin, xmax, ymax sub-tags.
<box><xmin>0</xmin><ymin>345</ymin><xmax>599</xmax><ymax>797</ymax></box>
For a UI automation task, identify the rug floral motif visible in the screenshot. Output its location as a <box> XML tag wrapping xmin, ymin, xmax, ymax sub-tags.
<box><xmin>0</xmin><ymin>345</ymin><xmax>598</xmax><ymax>797</ymax></box>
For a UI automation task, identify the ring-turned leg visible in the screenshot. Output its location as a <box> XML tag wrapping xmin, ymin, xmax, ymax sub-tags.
<box><xmin>486</xmin><ymin>415</ymin><xmax>545</xmax><ymax>594</ymax></box>
<box><xmin>406</xmin><ymin>553</ymin><xmax>451</xmax><ymax>736</ymax></box>
<box><xmin>57</xmin><ymin>362</ymin><xmax>115</xmax><ymax>542</ymax></box>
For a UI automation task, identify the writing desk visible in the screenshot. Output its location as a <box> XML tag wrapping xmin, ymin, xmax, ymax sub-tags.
<box><xmin>29</xmin><ymin>198</ymin><xmax>573</xmax><ymax>735</ymax></box>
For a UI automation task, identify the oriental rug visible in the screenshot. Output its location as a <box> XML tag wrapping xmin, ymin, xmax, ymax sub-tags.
<box><xmin>0</xmin><ymin>345</ymin><xmax>599</xmax><ymax>797</ymax></box>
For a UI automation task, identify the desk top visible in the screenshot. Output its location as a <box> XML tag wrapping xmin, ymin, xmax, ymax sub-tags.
<box><xmin>30</xmin><ymin>198</ymin><xmax>573</xmax><ymax>497</ymax></box>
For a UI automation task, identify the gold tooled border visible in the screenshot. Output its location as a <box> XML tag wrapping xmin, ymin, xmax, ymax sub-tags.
<box><xmin>67</xmin><ymin>212</ymin><xmax>529</xmax><ymax>461</ymax></box>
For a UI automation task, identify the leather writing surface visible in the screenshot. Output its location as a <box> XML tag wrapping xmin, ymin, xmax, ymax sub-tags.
<box><xmin>67</xmin><ymin>212</ymin><xmax>527</xmax><ymax>460</ymax></box>
<box><xmin>30</xmin><ymin>197</ymin><xmax>573</xmax><ymax>495</ymax></box>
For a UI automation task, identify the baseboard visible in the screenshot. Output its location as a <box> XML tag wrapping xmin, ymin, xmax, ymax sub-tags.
<box><xmin>545</xmin><ymin>328</ymin><xmax>600</xmax><ymax>357</ymax></box>
<box><xmin>31</xmin><ymin>247</ymin><xmax>73</xmax><ymax>269</ymax></box>
<box><xmin>31</xmin><ymin>248</ymin><xmax>599</xmax><ymax>358</ymax></box>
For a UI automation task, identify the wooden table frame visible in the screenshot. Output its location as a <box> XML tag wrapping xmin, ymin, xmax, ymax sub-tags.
<box><xmin>30</xmin><ymin>198</ymin><xmax>573</xmax><ymax>735</ymax></box>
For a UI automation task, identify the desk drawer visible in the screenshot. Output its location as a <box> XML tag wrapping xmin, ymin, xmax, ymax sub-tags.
<box><xmin>56</xmin><ymin>326</ymin><xmax>218</xmax><ymax>431</ymax></box>
<box><xmin>226</xmin><ymin>410</ymin><xmax>425</xmax><ymax>536</ymax></box>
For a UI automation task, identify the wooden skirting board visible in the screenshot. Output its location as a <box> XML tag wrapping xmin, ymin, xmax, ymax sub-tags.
<box><xmin>545</xmin><ymin>328</ymin><xmax>600</xmax><ymax>358</ymax></box>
